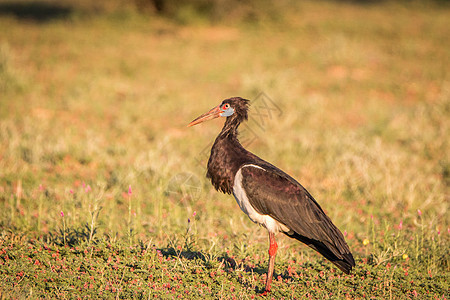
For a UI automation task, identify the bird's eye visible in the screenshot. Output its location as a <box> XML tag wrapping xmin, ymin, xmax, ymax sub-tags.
<box><xmin>222</xmin><ymin>104</ymin><xmax>230</xmax><ymax>110</ymax></box>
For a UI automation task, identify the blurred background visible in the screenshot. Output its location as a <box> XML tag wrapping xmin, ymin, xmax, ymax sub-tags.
<box><xmin>0</xmin><ymin>0</ymin><xmax>448</xmax><ymax>296</ymax></box>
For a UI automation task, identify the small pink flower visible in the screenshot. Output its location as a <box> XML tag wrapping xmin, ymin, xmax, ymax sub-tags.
<box><xmin>193</xmin><ymin>211</ymin><xmax>197</xmax><ymax>217</ymax></box>
<box><xmin>69</xmin><ymin>189</ymin><xmax>74</xmax><ymax>194</ymax></box>
<box><xmin>82</xmin><ymin>182</ymin><xmax>86</xmax><ymax>188</ymax></box>
<box><xmin>85</xmin><ymin>185</ymin><xmax>91</xmax><ymax>193</ymax></box>
<box><xmin>39</xmin><ymin>184</ymin><xmax>44</xmax><ymax>191</ymax></box>
<box><xmin>398</xmin><ymin>221</ymin><xmax>403</xmax><ymax>230</ymax></box>
<box><xmin>60</xmin><ymin>211</ymin><xmax>64</xmax><ymax>217</ymax></box>
<box><xmin>128</xmin><ymin>185</ymin><xmax>132</xmax><ymax>196</ymax></box>
<box><xmin>412</xmin><ymin>290</ymin><xmax>418</xmax><ymax>297</ymax></box>
<box><xmin>344</xmin><ymin>230</ymin><xmax>348</xmax><ymax>237</ymax></box>
<box><xmin>417</xmin><ymin>209</ymin><xmax>422</xmax><ymax>216</ymax></box>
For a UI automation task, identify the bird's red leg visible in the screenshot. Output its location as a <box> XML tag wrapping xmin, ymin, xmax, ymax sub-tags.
<box><xmin>261</xmin><ymin>232</ymin><xmax>278</xmax><ymax>296</ymax></box>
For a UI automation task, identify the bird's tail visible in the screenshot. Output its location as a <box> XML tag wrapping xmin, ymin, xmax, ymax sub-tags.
<box><xmin>287</xmin><ymin>232</ymin><xmax>355</xmax><ymax>274</ymax></box>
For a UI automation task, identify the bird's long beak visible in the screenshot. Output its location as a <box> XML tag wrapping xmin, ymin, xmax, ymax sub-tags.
<box><xmin>187</xmin><ymin>105</ymin><xmax>222</xmax><ymax>127</ymax></box>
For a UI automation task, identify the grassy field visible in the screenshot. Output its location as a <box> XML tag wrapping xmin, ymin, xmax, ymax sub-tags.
<box><xmin>0</xmin><ymin>0</ymin><xmax>449</xmax><ymax>298</ymax></box>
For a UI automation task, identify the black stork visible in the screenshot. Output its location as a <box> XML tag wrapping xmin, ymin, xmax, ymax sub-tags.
<box><xmin>188</xmin><ymin>97</ymin><xmax>355</xmax><ymax>294</ymax></box>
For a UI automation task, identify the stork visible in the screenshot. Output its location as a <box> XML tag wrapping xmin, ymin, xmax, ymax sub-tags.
<box><xmin>188</xmin><ymin>97</ymin><xmax>355</xmax><ymax>294</ymax></box>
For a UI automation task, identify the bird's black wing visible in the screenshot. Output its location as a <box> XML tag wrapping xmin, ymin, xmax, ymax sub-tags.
<box><xmin>240</xmin><ymin>164</ymin><xmax>355</xmax><ymax>273</ymax></box>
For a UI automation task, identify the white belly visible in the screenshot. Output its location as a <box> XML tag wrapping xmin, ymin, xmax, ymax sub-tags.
<box><xmin>232</xmin><ymin>164</ymin><xmax>290</xmax><ymax>234</ymax></box>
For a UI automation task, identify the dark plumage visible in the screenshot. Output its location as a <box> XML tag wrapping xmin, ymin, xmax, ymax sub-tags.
<box><xmin>188</xmin><ymin>97</ymin><xmax>355</xmax><ymax>294</ymax></box>
<box><xmin>240</xmin><ymin>166</ymin><xmax>355</xmax><ymax>274</ymax></box>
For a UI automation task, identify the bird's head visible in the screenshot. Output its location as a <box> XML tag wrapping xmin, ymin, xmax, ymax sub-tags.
<box><xmin>188</xmin><ymin>97</ymin><xmax>249</xmax><ymax>127</ymax></box>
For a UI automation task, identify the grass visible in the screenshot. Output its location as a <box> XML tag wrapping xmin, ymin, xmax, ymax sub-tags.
<box><xmin>0</xmin><ymin>0</ymin><xmax>449</xmax><ymax>298</ymax></box>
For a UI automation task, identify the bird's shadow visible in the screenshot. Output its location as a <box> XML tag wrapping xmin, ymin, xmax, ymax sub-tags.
<box><xmin>158</xmin><ymin>246</ymin><xmax>303</xmax><ymax>294</ymax></box>
<box><xmin>34</xmin><ymin>223</ymin><xmax>97</xmax><ymax>247</ymax></box>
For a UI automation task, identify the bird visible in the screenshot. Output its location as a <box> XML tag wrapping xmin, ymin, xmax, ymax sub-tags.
<box><xmin>188</xmin><ymin>97</ymin><xmax>355</xmax><ymax>295</ymax></box>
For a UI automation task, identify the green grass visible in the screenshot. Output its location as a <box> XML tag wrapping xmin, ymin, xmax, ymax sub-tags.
<box><xmin>0</xmin><ymin>1</ymin><xmax>449</xmax><ymax>298</ymax></box>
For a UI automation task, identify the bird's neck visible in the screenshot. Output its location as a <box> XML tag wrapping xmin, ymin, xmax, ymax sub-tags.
<box><xmin>218</xmin><ymin>116</ymin><xmax>241</xmax><ymax>139</ymax></box>
<box><xmin>207</xmin><ymin>121</ymin><xmax>250</xmax><ymax>194</ymax></box>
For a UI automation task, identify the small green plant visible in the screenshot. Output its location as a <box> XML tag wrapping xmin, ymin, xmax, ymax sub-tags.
<box><xmin>127</xmin><ymin>185</ymin><xmax>134</xmax><ymax>247</ymax></box>
<box><xmin>60</xmin><ymin>210</ymin><xmax>67</xmax><ymax>245</ymax></box>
